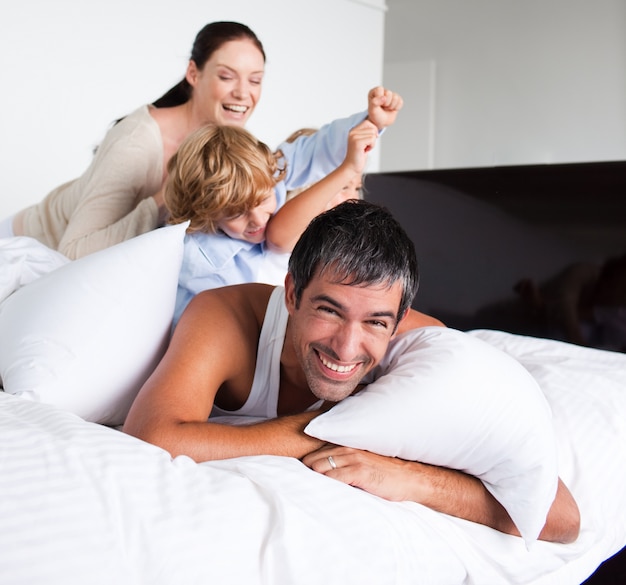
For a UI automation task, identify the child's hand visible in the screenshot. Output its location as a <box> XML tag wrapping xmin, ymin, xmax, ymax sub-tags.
<box><xmin>367</xmin><ymin>86</ymin><xmax>404</xmax><ymax>130</ymax></box>
<box><xmin>345</xmin><ymin>120</ymin><xmax>379</xmax><ymax>174</ymax></box>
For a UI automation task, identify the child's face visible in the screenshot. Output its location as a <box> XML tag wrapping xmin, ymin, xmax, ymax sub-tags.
<box><xmin>217</xmin><ymin>191</ymin><xmax>277</xmax><ymax>244</ymax></box>
<box><xmin>326</xmin><ymin>175</ymin><xmax>363</xmax><ymax>210</ymax></box>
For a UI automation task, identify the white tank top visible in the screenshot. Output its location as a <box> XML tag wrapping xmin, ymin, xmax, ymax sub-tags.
<box><xmin>210</xmin><ymin>286</ymin><xmax>289</xmax><ymax>419</ymax></box>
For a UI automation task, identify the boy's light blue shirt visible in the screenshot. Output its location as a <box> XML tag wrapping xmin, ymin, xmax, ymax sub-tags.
<box><xmin>174</xmin><ymin>110</ymin><xmax>368</xmax><ymax>328</ymax></box>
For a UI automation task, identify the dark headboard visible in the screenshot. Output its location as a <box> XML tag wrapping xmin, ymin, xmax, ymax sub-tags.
<box><xmin>364</xmin><ymin>161</ymin><xmax>626</xmax><ymax>350</ymax></box>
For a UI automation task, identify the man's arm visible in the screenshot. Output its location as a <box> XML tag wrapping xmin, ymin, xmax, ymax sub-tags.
<box><xmin>123</xmin><ymin>284</ymin><xmax>326</xmax><ymax>461</ymax></box>
<box><xmin>302</xmin><ymin>446</ymin><xmax>580</xmax><ymax>544</ymax></box>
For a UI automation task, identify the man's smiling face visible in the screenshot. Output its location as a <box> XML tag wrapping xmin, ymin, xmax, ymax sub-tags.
<box><xmin>284</xmin><ymin>269</ymin><xmax>402</xmax><ymax>403</ymax></box>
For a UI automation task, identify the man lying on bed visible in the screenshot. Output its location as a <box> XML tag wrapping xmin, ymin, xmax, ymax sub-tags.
<box><xmin>123</xmin><ymin>199</ymin><xmax>580</xmax><ymax>544</ymax></box>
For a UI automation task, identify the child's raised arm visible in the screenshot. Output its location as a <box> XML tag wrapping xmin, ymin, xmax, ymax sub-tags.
<box><xmin>367</xmin><ymin>86</ymin><xmax>404</xmax><ymax>131</ymax></box>
<box><xmin>265</xmin><ymin>120</ymin><xmax>378</xmax><ymax>254</ymax></box>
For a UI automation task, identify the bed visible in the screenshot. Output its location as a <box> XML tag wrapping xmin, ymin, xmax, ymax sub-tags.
<box><xmin>1</xmin><ymin>226</ymin><xmax>626</xmax><ymax>585</ymax></box>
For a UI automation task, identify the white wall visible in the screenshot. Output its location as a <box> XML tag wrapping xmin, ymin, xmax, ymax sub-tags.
<box><xmin>0</xmin><ymin>0</ymin><xmax>386</xmax><ymax>219</ymax></box>
<box><xmin>381</xmin><ymin>0</ymin><xmax>626</xmax><ymax>171</ymax></box>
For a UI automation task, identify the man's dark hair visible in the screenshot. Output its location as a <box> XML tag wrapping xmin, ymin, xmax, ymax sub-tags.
<box><xmin>288</xmin><ymin>199</ymin><xmax>419</xmax><ymax>324</ymax></box>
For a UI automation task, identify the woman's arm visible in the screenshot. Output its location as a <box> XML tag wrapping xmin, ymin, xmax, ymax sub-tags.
<box><xmin>56</xmin><ymin>109</ymin><xmax>164</xmax><ymax>259</ymax></box>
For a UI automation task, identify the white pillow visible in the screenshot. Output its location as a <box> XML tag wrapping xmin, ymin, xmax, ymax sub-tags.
<box><xmin>0</xmin><ymin>235</ymin><xmax>69</xmax><ymax>303</ymax></box>
<box><xmin>304</xmin><ymin>326</ymin><xmax>559</xmax><ymax>545</ymax></box>
<box><xmin>0</xmin><ymin>223</ymin><xmax>187</xmax><ymax>426</ymax></box>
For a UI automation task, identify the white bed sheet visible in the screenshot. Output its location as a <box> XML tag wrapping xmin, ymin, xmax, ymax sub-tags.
<box><xmin>1</xmin><ymin>330</ymin><xmax>625</xmax><ymax>585</ymax></box>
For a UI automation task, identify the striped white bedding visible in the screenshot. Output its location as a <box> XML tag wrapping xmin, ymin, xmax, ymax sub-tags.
<box><xmin>1</xmin><ymin>329</ymin><xmax>625</xmax><ymax>585</ymax></box>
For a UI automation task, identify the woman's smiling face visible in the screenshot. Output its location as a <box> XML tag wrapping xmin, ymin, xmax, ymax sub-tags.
<box><xmin>187</xmin><ymin>38</ymin><xmax>265</xmax><ymax>127</ymax></box>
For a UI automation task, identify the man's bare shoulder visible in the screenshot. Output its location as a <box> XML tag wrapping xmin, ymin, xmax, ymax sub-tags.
<box><xmin>397</xmin><ymin>308</ymin><xmax>446</xmax><ymax>335</ymax></box>
<box><xmin>178</xmin><ymin>283</ymin><xmax>276</xmax><ymax>337</ymax></box>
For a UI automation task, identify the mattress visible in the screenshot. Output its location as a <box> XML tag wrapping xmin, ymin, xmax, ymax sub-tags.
<box><xmin>1</xmin><ymin>328</ymin><xmax>625</xmax><ymax>584</ymax></box>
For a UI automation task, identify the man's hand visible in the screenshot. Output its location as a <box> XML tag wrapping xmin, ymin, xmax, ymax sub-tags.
<box><xmin>302</xmin><ymin>445</ymin><xmax>418</xmax><ymax>501</ymax></box>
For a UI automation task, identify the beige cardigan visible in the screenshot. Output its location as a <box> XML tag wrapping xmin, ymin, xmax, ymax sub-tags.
<box><xmin>18</xmin><ymin>105</ymin><xmax>162</xmax><ymax>259</ymax></box>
